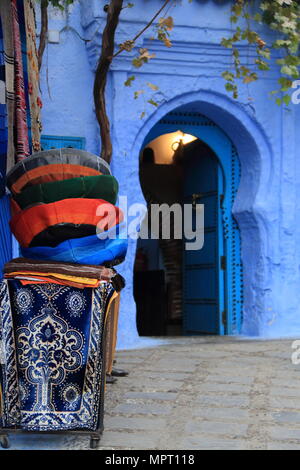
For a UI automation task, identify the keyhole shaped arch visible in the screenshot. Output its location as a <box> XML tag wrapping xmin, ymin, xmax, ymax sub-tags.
<box><xmin>125</xmin><ymin>91</ymin><xmax>274</xmax><ymax>337</ymax></box>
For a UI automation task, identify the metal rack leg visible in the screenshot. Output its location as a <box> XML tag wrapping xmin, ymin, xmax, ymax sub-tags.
<box><xmin>90</xmin><ymin>433</ymin><xmax>101</xmax><ymax>449</ymax></box>
<box><xmin>0</xmin><ymin>434</ymin><xmax>10</xmax><ymax>449</ymax></box>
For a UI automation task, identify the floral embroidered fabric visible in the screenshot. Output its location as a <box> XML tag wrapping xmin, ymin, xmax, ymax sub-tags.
<box><xmin>0</xmin><ymin>279</ymin><xmax>114</xmax><ymax>431</ymax></box>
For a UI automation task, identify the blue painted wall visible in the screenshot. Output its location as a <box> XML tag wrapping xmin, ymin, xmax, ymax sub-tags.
<box><xmin>39</xmin><ymin>0</ymin><xmax>300</xmax><ymax>347</ymax></box>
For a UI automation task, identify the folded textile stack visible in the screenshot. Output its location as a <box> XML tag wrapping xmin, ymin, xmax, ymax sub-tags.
<box><xmin>0</xmin><ymin>149</ymin><xmax>127</xmax><ymax>435</ymax></box>
<box><xmin>3</xmin><ymin>257</ymin><xmax>125</xmax><ymax>290</ymax></box>
<box><xmin>6</xmin><ymin>148</ymin><xmax>128</xmax><ymax>265</ymax></box>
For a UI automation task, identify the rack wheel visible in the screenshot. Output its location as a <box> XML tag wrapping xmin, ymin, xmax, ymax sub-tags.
<box><xmin>0</xmin><ymin>435</ymin><xmax>10</xmax><ymax>449</ymax></box>
<box><xmin>90</xmin><ymin>436</ymin><xmax>100</xmax><ymax>449</ymax></box>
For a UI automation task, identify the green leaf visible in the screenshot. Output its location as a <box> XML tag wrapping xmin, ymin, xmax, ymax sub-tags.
<box><xmin>147</xmin><ymin>99</ymin><xmax>158</xmax><ymax>107</ymax></box>
<box><xmin>225</xmin><ymin>83</ymin><xmax>235</xmax><ymax>92</ymax></box>
<box><xmin>124</xmin><ymin>76</ymin><xmax>135</xmax><ymax>87</ymax></box>
<box><xmin>243</xmin><ymin>73</ymin><xmax>258</xmax><ymax>84</ymax></box>
<box><xmin>222</xmin><ymin>71</ymin><xmax>235</xmax><ymax>82</ymax></box>
<box><xmin>253</xmin><ymin>13</ymin><xmax>262</xmax><ymax>22</ymax></box>
<box><xmin>278</xmin><ymin>77</ymin><xmax>293</xmax><ymax>92</ymax></box>
<box><xmin>255</xmin><ymin>59</ymin><xmax>270</xmax><ymax>71</ymax></box>
<box><xmin>283</xmin><ymin>94</ymin><xmax>291</xmax><ymax>105</ymax></box>
<box><xmin>281</xmin><ymin>65</ymin><xmax>299</xmax><ymax>78</ymax></box>
<box><xmin>134</xmin><ymin>90</ymin><xmax>144</xmax><ymax>99</ymax></box>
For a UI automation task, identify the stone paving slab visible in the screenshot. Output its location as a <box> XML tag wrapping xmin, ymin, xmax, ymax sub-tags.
<box><xmin>113</xmin><ymin>403</ymin><xmax>173</xmax><ymax>416</ymax></box>
<box><xmin>123</xmin><ymin>391</ymin><xmax>178</xmax><ymax>401</ymax></box>
<box><xmin>181</xmin><ymin>435</ymin><xmax>248</xmax><ymax>450</ymax></box>
<box><xmin>199</xmin><ymin>382</ymin><xmax>251</xmax><ymax>394</ymax></box>
<box><xmin>3</xmin><ymin>336</ymin><xmax>300</xmax><ymax>450</ymax></box>
<box><xmin>193</xmin><ymin>407</ymin><xmax>250</xmax><ymax>422</ymax></box>
<box><xmin>194</xmin><ymin>394</ymin><xmax>250</xmax><ymax>408</ymax></box>
<box><xmin>205</xmin><ymin>375</ymin><xmax>255</xmax><ymax>385</ymax></box>
<box><xmin>104</xmin><ymin>416</ymin><xmax>167</xmax><ymax>431</ymax></box>
<box><xmin>269</xmin><ymin>396</ymin><xmax>300</xmax><ymax>410</ymax></box>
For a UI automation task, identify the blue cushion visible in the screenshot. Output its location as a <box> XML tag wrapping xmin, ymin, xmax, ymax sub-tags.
<box><xmin>21</xmin><ymin>223</ymin><xmax>128</xmax><ymax>265</ymax></box>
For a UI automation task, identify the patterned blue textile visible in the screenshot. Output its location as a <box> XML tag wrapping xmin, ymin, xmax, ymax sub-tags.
<box><xmin>0</xmin><ymin>279</ymin><xmax>114</xmax><ymax>431</ymax></box>
<box><xmin>21</xmin><ymin>222</ymin><xmax>128</xmax><ymax>265</ymax></box>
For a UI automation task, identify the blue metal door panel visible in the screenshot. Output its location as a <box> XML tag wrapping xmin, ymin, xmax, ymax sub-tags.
<box><xmin>185</xmin><ymin>231</ymin><xmax>216</xmax><ymax>265</ymax></box>
<box><xmin>185</xmin><ymin>267</ymin><xmax>217</xmax><ymax>299</ymax></box>
<box><xmin>184</xmin><ymin>304</ymin><xmax>219</xmax><ymax>333</ymax></box>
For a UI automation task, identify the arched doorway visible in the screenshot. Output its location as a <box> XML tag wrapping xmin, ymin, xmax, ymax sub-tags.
<box><xmin>134</xmin><ymin>110</ymin><xmax>243</xmax><ymax>336</ymax></box>
<box><xmin>112</xmin><ymin>91</ymin><xmax>273</xmax><ymax>348</ymax></box>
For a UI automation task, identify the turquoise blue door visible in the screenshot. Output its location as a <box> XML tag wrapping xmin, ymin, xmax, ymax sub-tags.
<box><xmin>183</xmin><ymin>140</ymin><xmax>225</xmax><ymax>334</ymax></box>
<box><xmin>142</xmin><ymin>110</ymin><xmax>244</xmax><ymax>335</ymax></box>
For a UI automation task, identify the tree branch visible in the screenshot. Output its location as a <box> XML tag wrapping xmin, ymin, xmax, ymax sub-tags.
<box><xmin>113</xmin><ymin>0</ymin><xmax>172</xmax><ymax>59</ymax></box>
<box><xmin>94</xmin><ymin>0</ymin><xmax>173</xmax><ymax>163</ymax></box>
<box><xmin>38</xmin><ymin>0</ymin><xmax>49</xmax><ymax>71</ymax></box>
<box><xmin>93</xmin><ymin>0</ymin><xmax>123</xmax><ymax>163</ymax></box>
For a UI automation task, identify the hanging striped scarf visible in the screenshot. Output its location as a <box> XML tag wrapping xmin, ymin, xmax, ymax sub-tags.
<box><xmin>0</xmin><ymin>0</ymin><xmax>15</xmax><ymax>173</ymax></box>
<box><xmin>0</xmin><ymin>13</ymin><xmax>8</xmax><ymax>195</ymax></box>
<box><xmin>23</xmin><ymin>0</ymin><xmax>41</xmax><ymax>152</ymax></box>
<box><xmin>11</xmin><ymin>0</ymin><xmax>30</xmax><ymax>161</ymax></box>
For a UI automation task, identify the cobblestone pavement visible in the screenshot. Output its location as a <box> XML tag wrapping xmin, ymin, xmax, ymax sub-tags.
<box><xmin>3</xmin><ymin>337</ymin><xmax>300</xmax><ymax>450</ymax></box>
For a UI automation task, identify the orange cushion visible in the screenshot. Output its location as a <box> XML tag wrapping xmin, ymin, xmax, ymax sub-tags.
<box><xmin>10</xmin><ymin>198</ymin><xmax>124</xmax><ymax>248</ymax></box>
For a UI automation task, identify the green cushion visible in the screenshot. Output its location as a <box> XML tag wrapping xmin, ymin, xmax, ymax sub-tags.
<box><xmin>14</xmin><ymin>174</ymin><xmax>119</xmax><ymax>209</ymax></box>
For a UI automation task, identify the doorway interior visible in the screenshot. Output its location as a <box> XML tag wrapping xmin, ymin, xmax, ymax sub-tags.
<box><xmin>133</xmin><ymin>110</ymin><xmax>243</xmax><ymax>337</ymax></box>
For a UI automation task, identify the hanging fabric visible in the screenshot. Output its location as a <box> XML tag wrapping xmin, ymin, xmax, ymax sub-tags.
<box><xmin>23</xmin><ymin>0</ymin><xmax>41</xmax><ymax>152</ymax></box>
<box><xmin>0</xmin><ymin>12</ymin><xmax>8</xmax><ymax>196</ymax></box>
<box><xmin>0</xmin><ymin>0</ymin><xmax>15</xmax><ymax>174</ymax></box>
<box><xmin>11</xmin><ymin>0</ymin><xmax>30</xmax><ymax>161</ymax></box>
<box><xmin>16</xmin><ymin>0</ymin><xmax>32</xmax><ymax>152</ymax></box>
<box><xmin>0</xmin><ymin>279</ymin><xmax>115</xmax><ymax>431</ymax></box>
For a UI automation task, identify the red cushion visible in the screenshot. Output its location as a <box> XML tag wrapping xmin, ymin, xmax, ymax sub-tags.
<box><xmin>10</xmin><ymin>198</ymin><xmax>124</xmax><ymax>248</ymax></box>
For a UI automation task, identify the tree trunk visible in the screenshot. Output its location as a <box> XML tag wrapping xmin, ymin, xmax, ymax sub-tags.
<box><xmin>93</xmin><ymin>0</ymin><xmax>123</xmax><ymax>163</ymax></box>
<box><xmin>38</xmin><ymin>0</ymin><xmax>48</xmax><ymax>71</ymax></box>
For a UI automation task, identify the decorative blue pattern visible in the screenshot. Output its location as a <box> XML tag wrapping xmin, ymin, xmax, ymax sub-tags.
<box><xmin>0</xmin><ymin>279</ymin><xmax>114</xmax><ymax>431</ymax></box>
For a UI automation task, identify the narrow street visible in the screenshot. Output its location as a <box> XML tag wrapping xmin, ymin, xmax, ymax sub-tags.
<box><xmin>4</xmin><ymin>337</ymin><xmax>300</xmax><ymax>450</ymax></box>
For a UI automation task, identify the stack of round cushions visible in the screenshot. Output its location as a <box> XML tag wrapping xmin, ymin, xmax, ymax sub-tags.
<box><xmin>7</xmin><ymin>148</ymin><xmax>128</xmax><ymax>265</ymax></box>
